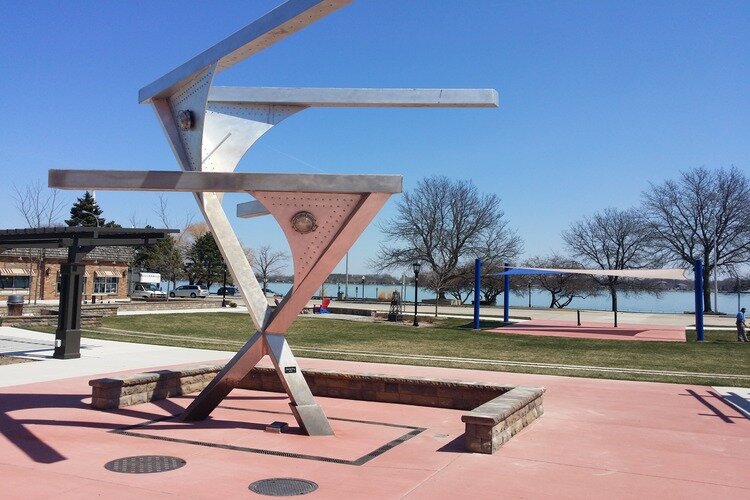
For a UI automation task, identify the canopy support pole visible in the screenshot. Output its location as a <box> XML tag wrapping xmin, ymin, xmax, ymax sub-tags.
<box><xmin>695</xmin><ymin>259</ymin><xmax>704</xmax><ymax>342</ymax></box>
<box><xmin>503</xmin><ymin>262</ymin><xmax>510</xmax><ymax>324</ymax></box>
<box><xmin>473</xmin><ymin>258</ymin><xmax>481</xmax><ymax>330</ymax></box>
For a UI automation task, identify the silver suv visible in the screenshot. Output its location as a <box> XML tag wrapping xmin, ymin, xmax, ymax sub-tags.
<box><xmin>169</xmin><ymin>285</ymin><xmax>209</xmax><ymax>298</ymax></box>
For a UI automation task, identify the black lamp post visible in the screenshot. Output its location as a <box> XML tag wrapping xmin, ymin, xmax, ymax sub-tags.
<box><xmin>528</xmin><ymin>281</ymin><xmax>532</xmax><ymax>308</ymax></box>
<box><xmin>361</xmin><ymin>276</ymin><xmax>365</xmax><ymax>301</ymax></box>
<box><xmin>412</xmin><ymin>261</ymin><xmax>421</xmax><ymax>326</ymax></box>
<box><xmin>221</xmin><ymin>263</ymin><xmax>228</xmax><ymax>307</ymax></box>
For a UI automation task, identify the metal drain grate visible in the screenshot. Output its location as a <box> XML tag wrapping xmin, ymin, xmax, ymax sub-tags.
<box><xmin>249</xmin><ymin>478</ymin><xmax>318</xmax><ymax>496</ymax></box>
<box><xmin>104</xmin><ymin>455</ymin><xmax>186</xmax><ymax>474</ymax></box>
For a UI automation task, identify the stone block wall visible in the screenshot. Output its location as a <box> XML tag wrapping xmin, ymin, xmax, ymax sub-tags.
<box><xmin>89</xmin><ymin>364</ymin><xmax>224</xmax><ymax>410</ymax></box>
<box><xmin>462</xmin><ymin>386</ymin><xmax>545</xmax><ymax>454</ymax></box>
<box><xmin>89</xmin><ymin>365</ymin><xmax>545</xmax><ymax>454</ymax></box>
<box><xmin>0</xmin><ymin>313</ymin><xmax>104</xmax><ymax>328</ymax></box>
<box><xmin>116</xmin><ymin>299</ymin><xmax>225</xmax><ymax>312</ymax></box>
<box><xmin>237</xmin><ymin>368</ymin><xmax>510</xmax><ymax>410</ymax></box>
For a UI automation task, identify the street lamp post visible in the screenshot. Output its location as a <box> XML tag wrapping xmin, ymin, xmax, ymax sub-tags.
<box><xmin>221</xmin><ymin>263</ymin><xmax>227</xmax><ymax>307</ymax></box>
<box><xmin>528</xmin><ymin>281</ymin><xmax>532</xmax><ymax>308</ymax></box>
<box><xmin>345</xmin><ymin>252</ymin><xmax>349</xmax><ymax>299</ymax></box>
<box><xmin>361</xmin><ymin>276</ymin><xmax>365</xmax><ymax>301</ymax></box>
<box><xmin>412</xmin><ymin>262</ymin><xmax>421</xmax><ymax>327</ymax></box>
<box><xmin>79</xmin><ymin>208</ymin><xmax>100</xmax><ymax>227</ymax></box>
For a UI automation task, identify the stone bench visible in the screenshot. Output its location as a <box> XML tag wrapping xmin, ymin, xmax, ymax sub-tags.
<box><xmin>461</xmin><ymin>386</ymin><xmax>545</xmax><ymax>454</ymax></box>
<box><xmin>90</xmin><ymin>365</ymin><xmax>545</xmax><ymax>453</ymax></box>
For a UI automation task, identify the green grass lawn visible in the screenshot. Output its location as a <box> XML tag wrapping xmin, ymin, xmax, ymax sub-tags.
<box><xmin>30</xmin><ymin>313</ymin><xmax>750</xmax><ymax>386</ymax></box>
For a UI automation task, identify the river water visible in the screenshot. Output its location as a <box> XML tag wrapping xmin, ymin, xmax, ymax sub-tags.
<box><xmin>168</xmin><ymin>279</ymin><xmax>744</xmax><ymax>314</ymax></box>
<box><xmin>257</xmin><ymin>282</ymin><xmax>746</xmax><ymax>314</ymax></box>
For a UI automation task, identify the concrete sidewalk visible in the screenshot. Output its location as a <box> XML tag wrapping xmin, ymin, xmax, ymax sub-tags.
<box><xmin>1</xmin><ymin>326</ymin><xmax>748</xmax><ymax>499</ymax></box>
<box><xmin>0</xmin><ymin>326</ymin><xmax>235</xmax><ymax>388</ymax></box>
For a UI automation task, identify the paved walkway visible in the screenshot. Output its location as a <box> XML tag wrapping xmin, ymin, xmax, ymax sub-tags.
<box><xmin>0</xmin><ymin>326</ymin><xmax>748</xmax><ymax>499</ymax></box>
<box><xmin>0</xmin><ymin>326</ymin><xmax>235</xmax><ymax>388</ymax></box>
<box><xmin>488</xmin><ymin>319</ymin><xmax>686</xmax><ymax>342</ymax></box>
<box><xmin>327</xmin><ymin>300</ymin><xmax>739</xmax><ymax>328</ymax></box>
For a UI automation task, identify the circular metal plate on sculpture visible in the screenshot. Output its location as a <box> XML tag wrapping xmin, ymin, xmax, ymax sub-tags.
<box><xmin>177</xmin><ymin>109</ymin><xmax>194</xmax><ymax>130</ymax></box>
<box><xmin>104</xmin><ymin>455</ymin><xmax>186</xmax><ymax>474</ymax></box>
<box><xmin>290</xmin><ymin>211</ymin><xmax>318</xmax><ymax>234</ymax></box>
<box><xmin>249</xmin><ymin>478</ymin><xmax>319</xmax><ymax>496</ymax></box>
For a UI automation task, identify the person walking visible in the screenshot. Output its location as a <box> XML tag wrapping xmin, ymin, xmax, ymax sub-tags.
<box><xmin>737</xmin><ymin>307</ymin><xmax>748</xmax><ymax>342</ymax></box>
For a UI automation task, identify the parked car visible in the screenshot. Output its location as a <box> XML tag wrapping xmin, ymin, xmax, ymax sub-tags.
<box><xmin>216</xmin><ymin>286</ymin><xmax>239</xmax><ymax>296</ymax></box>
<box><xmin>130</xmin><ymin>282</ymin><xmax>167</xmax><ymax>300</ymax></box>
<box><xmin>169</xmin><ymin>285</ymin><xmax>209</xmax><ymax>298</ymax></box>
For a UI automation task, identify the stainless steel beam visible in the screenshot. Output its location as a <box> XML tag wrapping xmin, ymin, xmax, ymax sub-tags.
<box><xmin>236</xmin><ymin>200</ymin><xmax>270</xmax><ymax>219</ymax></box>
<box><xmin>265</xmin><ymin>333</ymin><xmax>333</xmax><ymax>435</ymax></box>
<box><xmin>139</xmin><ymin>0</ymin><xmax>351</xmax><ymax>103</ymax></box>
<box><xmin>208</xmin><ymin>87</ymin><xmax>499</xmax><ymax>108</ymax></box>
<box><xmin>182</xmin><ymin>331</ymin><xmax>266</xmax><ymax>421</ymax></box>
<box><xmin>49</xmin><ymin>170</ymin><xmax>403</xmax><ymax>194</ymax></box>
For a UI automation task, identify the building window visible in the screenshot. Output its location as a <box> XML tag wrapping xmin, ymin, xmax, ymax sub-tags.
<box><xmin>57</xmin><ymin>275</ymin><xmax>88</xmax><ymax>294</ymax></box>
<box><xmin>1</xmin><ymin>276</ymin><xmax>30</xmax><ymax>289</ymax></box>
<box><xmin>94</xmin><ymin>277</ymin><xmax>118</xmax><ymax>294</ymax></box>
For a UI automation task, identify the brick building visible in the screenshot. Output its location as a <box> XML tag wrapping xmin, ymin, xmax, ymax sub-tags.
<box><xmin>0</xmin><ymin>246</ymin><xmax>134</xmax><ymax>302</ymax></box>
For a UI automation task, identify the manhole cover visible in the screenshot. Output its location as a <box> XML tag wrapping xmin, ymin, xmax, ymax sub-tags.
<box><xmin>249</xmin><ymin>478</ymin><xmax>319</xmax><ymax>496</ymax></box>
<box><xmin>104</xmin><ymin>455</ymin><xmax>186</xmax><ymax>474</ymax></box>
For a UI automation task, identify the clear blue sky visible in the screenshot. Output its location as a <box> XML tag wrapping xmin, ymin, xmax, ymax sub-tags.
<box><xmin>1</xmin><ymin>0</ymin><xmax>748</xmax><ymax>276</ymax></box>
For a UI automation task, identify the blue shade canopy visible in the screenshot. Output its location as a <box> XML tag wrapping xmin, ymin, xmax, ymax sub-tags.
<box><xmin>489</xmin><ymin>268</ymin><xmax>563</xmax><ymax>276</ymax></box>
<box><xmin>488</xmin><ymin>267</ymin><xmax>689</xmax><ymax>280</ymax></box>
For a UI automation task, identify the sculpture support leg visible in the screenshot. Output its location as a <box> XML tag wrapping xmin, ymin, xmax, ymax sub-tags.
<box><xmin>182</xmin><ymin>331</ymin><xmax>265</xmax><ymax>421</ymax></box>
<box><xmin>265</xmin><ymin>333</ymin><xmax>334</xmax><ymax>436</ymax></box>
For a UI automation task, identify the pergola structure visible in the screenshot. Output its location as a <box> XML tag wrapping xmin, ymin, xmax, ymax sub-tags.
<box><xmin>0</xmin><ymin>227</ymin><xmax>177</xmax><ymax>359</ymax></box>
<box><xmin>49</xmin><ymin>0</ymin><xmax>498</xmax><ymax>435</ymax></box>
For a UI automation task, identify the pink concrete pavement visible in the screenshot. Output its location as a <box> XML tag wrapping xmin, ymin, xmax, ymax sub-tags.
<box><xmin>1</xmin><ymin>357</ymin><xmax>747</xmax><ymax>499</ymax></box>
<box><xmin>489</xmin><ymin>319</ymin><xmax>686</xmax><ymax>341</ymax></box>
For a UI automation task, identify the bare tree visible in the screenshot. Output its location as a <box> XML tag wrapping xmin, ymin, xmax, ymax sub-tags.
<box><xmin>375</xmin><ymin>176</ymin><xmax>521</xmax><ymax>307</ymax></box>
<box><xmin>642</xmin><ymin>166</ymin><xmax>750</xmax><ymax>312</ymax></box>
<box><xmin>446</xmin><ymin>227</ymin><xmax>523</xmax><ymax>305</ymax></box>
<box><xmin>128</xmin><ymin>212</ymin><xmax>145</xmax><ymax>228</ymax></box>
<box><xmin>12</xmin><ymin>180</ymin><xmax>65</xmax><ymax>228</ymax></box>
<box><xmin>11</xmin><ymin>181</ymin><xmax>67</xmax><ymax>304</ymax></box>
<box><xmin>525</xmin><ymin>254</ymin><xmax>599</xmax><ymax>308</ymax></box>
<box><xmin>563</xmin><ymin>207</ymin><xmax>658</xmax><ymax>313</ymax></box>
<box><xmin>249</xmin><ymin>245</ymin><xmax>289</xmax><ymax>290</ymax></box>
<box><xmin>444</xmin><ymin>262</ymin><xmax>475</xmax><ymax>304</ymax></box>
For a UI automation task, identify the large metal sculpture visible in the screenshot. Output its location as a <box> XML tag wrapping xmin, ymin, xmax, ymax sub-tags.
<box><xmin>50</xmin><ymin>0</ymin><xmax>498</xmax><ymax>435</ymax></box>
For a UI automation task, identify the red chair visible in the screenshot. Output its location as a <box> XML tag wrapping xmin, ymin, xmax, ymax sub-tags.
<box><xmin>320</xmin><ymin>298</ymin><xmax>331</xmax><ymax>313</ymax></box>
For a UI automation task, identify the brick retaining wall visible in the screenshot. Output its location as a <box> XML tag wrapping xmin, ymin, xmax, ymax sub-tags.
<box><xmin>237</xmin><ymin>367</ymin><xmax>511</xmax><ymax>410</ymax></box>
<box><xmin>90</xmin><ymin>365</ymin><xmax>544</xmax><ymax>454</ymax></box>
<box><xmin>0</xmin><ymin>314</ymin><xmax>104</xmax><ymax>328</ymax></box>
<box><xmin>117</xmin><ymin>299</ymin><xmax>226</xmax><ymax>312</ymax></box>
<box><xmin>462</xmin><ymin>386</ymin><xmax>545</xmax><ymax>453</ymax></box>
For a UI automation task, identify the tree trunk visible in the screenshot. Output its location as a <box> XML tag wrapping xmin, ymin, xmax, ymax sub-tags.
<box><xmin>702</xmin><ymin>265</ymin><xmax>712</xmax><ymax>312</ymax></box>
<box><xmin>549</xmin><ymin>293</ymin><xmax>557</xmax><ymax>308</ymax></box>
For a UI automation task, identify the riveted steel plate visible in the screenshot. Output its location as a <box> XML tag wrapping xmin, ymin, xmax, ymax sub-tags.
<box><xmin>249</xmin><ymin>478</ymin><xmax>318</xmax><ymax>496</ymax></box>
<box><xmin>104</xmin><ymin>455</ymin><xmax>186</xmax><ymax>474</ymax></box>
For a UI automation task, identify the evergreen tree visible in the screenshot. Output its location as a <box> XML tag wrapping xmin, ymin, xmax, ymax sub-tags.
<box><xmin>186</xmin><ymin>232</ymin><xmax>225</xmax><ymax>289</ymax></box>
<box><xmin>65</xmin><ymin>191</ymin><xmax>106</xmax><ymax>227</ymax></box>
<box><xmin>134</xmin><ymin>235</ymin><xmax>184</xmax><ymax>292</ymax></box>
